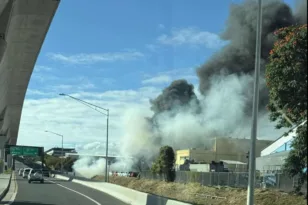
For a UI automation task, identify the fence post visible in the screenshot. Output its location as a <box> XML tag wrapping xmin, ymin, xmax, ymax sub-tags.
<box><xmin>227</xmin><ymin>172</ymin><xmax>230</xmax><ymax>186</ymax></box>
<box><xmin>210</xmin><ymin>172</ymin><xmax>212</xmax><ymax>186</ymax></box>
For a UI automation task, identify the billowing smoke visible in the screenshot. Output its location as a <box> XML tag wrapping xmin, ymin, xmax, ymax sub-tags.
<box><xmin>72</xmin><ymin>156</ymin><xmax>134</xmax><ymax>178</ymax></box>
<box><xmin>150</xmin><ymin>79</ymin><xmax>200</xmax><ymax>115</ymax></box>
<box><xmin>295</xmin><ymin>0</ymin><xmax>307</xmax><ymax>24</ymax></box>
<box><xmin>73</xmin><ymin>0</ymin><xmax>307</xmax><ymax>176</ymax></box>
<box><xmin>117</xmin><ymin>0</ymin><xmax>307</xmax><ymax>166</ymax></box>
<box><xmin>73</xmin><ymin>157</ymin><xmax>106</xmax><ymax>178</ymax></box>
<box><xmin>197</xmin><ymin>0</ymin><xmax>306</xmax><ymax>113</ymax></box>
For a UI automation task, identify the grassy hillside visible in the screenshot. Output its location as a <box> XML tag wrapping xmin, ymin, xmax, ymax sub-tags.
<box><xmin>93</xmin><ymin>175</ymin><xmax>306</xmax><ymax>205</ymax></box>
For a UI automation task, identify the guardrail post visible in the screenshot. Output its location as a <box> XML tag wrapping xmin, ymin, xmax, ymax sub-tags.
<box><xmin>12</xmin><ymin>156</ymin><xmax>15</xmax><ymax>170</ymax></box>
<box><xmin>210</xmin><ymin>172</ymin><xmax>212</xmax><ymax>186</ymax></box>
<box><xmin>4</xmin><ymin>149</ymin><xmax>7</xmax><ymax>171</ymax></box>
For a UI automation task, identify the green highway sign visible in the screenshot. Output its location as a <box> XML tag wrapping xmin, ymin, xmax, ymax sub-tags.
<box><xmin>23</xmin><ymin>147</ymin><xmax>38</xmax><ymax>156</ymax></box>
<box><xmin>10</xmin><ymin>146</ymin><xmax>23</xmax><ymax>155</ymax></box>
<box><xmin>8</xmin><ymin>146</ymin><xmax>40</xmax><ymax>156</ymax></box>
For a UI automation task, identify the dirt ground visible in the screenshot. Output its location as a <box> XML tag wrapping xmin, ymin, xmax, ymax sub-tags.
<box><xmin>92</xmin><ymin>175</ymin><xmax>307</xmax><ymax>205</ymax></box>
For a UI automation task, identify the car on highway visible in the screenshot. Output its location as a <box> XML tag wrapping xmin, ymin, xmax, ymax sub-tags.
<box><xmin>22</xmin><ymin>168</ymin><xmax>31</xmax><ymax>178</ymax></box>
<box><xmin>28</xmin><ymin>169</ymin><xmax>44</xmax><ymax>183</ymax></box>
<box><xmin>18</xmin><ymin>168</ymin><xmax>24</xmax><ymax>176</ymax></box>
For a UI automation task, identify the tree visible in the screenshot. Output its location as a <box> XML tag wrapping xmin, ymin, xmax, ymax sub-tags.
<box><xmin>266</xmin><ymin>24</ymin><xmax>307</xmax><ymax>128</ymax></box>
<box><xmin>44</xmin><ymin>155</ymin><xmax>62</xmax><ymax>170</ymax></box>
<box><xmin>266</xmin><ymin>24</ymin><xmax>307</xmax><ymax>192</ymax></box>
<box><xmin>151</xmin><ymin>146</ymin><xmax>176</xmax><ymax>182</ymax></box>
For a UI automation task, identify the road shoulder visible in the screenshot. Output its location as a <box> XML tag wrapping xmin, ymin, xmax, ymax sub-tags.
<box><xmin>0</xmin><ymin>172</ymin><xmax>18</xmax><ymax>204</ymax></box>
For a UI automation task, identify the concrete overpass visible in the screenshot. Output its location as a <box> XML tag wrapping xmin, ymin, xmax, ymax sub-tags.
<box><xmin>65</xmin><ymin>153</ymin><xmax>134</xmax><ymax>162</ymax></box>
<box><xmin>0</xmin><ymin>0</ymin><xmax>60</xmax><ymax>167</ymax></box>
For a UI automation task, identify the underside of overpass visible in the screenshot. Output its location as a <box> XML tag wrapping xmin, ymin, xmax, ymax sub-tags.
<box><xmin>0</xmin><ymin>0</ymin><xmax>59</xmax><ymax>152</ymax></box>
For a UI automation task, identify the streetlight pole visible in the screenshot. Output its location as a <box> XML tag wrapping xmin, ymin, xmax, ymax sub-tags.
<box><xmin>59</xmin><ymin>93</ymin><xmax>110</xmax><ymax>182</ymax></box>
<box><xmin>247</xmin><ymin>0</ymin><xmax>262</xmax><ymax>205</ymax></box>
<box><xmin>45</xmin><ymin>130</ymin><xmax>64</xmax><ymax>173</ymax></box>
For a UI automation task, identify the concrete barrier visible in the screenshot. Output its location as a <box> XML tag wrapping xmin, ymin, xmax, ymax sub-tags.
<box><xmin>54</xmin><ymin>174</ymin><xmax>70</xmax><ymax>181</ymax></box>
<box><xmin>0</xmin><ymin>172</ymin><xmax>12</xmax><ymax>201</ymax></box>
<box><xmin>166</xmin><ymin>200</ymin><xmax>191</xmax><ymax>205</ymax></box>
<box><xmin>72</xmin><ymin>178</ymin><xmax>190</xmax><ymax>205</ymax></box>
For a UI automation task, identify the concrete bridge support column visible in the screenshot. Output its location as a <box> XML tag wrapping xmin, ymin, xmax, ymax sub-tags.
<box><xmin>6</xmin><ymin>153</ymin><xmax>11</xmax><ymax>170</ymax></box>
<box><xmin>0</xmin><ymin>141</ymin><xmax>4</xmax><ymax>173</ymax></box>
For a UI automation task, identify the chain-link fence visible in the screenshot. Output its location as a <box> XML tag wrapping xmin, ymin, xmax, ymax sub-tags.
<box><xmin>140</xmin><ymin>171</ymin><xmax>307</xmax><ymax>193</ymax></box>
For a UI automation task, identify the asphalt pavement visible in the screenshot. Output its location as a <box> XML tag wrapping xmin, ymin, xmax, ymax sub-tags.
<box><xmin>1</xmin><ymin>161</ymin><xmax>128</xmax><ymax>205</ymax></box>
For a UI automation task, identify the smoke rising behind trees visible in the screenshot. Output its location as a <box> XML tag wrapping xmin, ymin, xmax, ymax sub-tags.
<box><xmin>197</xmin><ymin>0</ymin><xmax>306</xmax><ymax>113</ymax></box>
<box><xmin>120</xmin><ymin>0</ymin><xmax>307</xmax><ymax>162</ymax></box>
<box><xmin>73</xmin><ymin>0</ymin><xmax>307</xmax><ymax>176</ymax></box>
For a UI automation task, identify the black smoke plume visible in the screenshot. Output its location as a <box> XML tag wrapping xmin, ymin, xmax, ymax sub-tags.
<box><xmin>150</xmin><ymin>79</ymin><xmax>199</xmax><ymax>116</ymax></box>
<box><xmin>197</xmin><ymin>0</ymin><xmax>307</xmax><ymax>114</ymax></box>
<box><xmin>132</xmin><ymin>0</ymin><xmax>307</xmax><ymax>155</ymax></box>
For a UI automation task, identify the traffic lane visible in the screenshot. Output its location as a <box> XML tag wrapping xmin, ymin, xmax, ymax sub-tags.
<box><xmin>48</xmin><ymin>177</ymin><xmax>128</xmax><ymax>205</ymax></box>
<box><xmin>13</xmin><ymin>175</ymin><xmax>100</xmax><ymax>205</ymax></box>
<box><xmin>15</xmin><ymin>162</ymin><xmax>28</xmax><ymax>170</ymax></box>
<box><xmin>13</xmin><ymin>175</ymin><xmax>128</xmax><ymax>205</ymax></box>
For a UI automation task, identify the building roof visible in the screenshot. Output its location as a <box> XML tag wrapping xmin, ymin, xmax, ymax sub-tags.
<box><xmin>261</xmin><ymin>120</ymin><xmax>307</xmax><ymax>156</ymax></box>
<box><xmin>45</xmin><ymin>147</ymin><xmax>76</xmax><ymax>153</ymax></box>
<box><xmin>220</xmin><ymin>160</ymin><xmax>247</xmax><ymax>165</ymax></box>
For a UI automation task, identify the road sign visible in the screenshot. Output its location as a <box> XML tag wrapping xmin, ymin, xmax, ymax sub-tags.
<box><xmin>10</xmin><ymin>146</ymin><xmax>23</xmax><ymax>155</ymax></box>
<box><xmin>8</xmin><ymin>146</ymin><xmax>40</xmax><ymax>156</ymax></box>
<box><xmin>23</xmin><ymin>147</ymin><xmax>38</xmax><ymax>156</ymax></box>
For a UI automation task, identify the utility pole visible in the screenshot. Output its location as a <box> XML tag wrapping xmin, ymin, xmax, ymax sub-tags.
<box><xmin>246</xmin><ymin>0</ymin><xmax>262</xmax><ymax>204</ymax></box>
<box><xmin>59</xmin><ymin>93</ymin><xmax>110</xmax><ymax>182</ymax></box>
<box><xmin>105</xmin><ymin>109</ymin><xmax>109</xmax><ymax>182</ymax></box>
<box><xmin>45</xmin><ymin>131</ymin><xmax>64</xmax><ymax>173</ymax></box>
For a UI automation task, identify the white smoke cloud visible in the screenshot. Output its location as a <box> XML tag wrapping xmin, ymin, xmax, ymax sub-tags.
<box><xmin>72</xmin><ymin>72</ymin><xmax>287</xmax><ymax>178</ymax></box>
<box><xmin>72</xmin><ymin>156</ymin><xmax>137</xmax><ymax>178</ymax></box>
<box><xmin>114</xmin><ymin>73</ymin><xmax>287</xmax><ymax>168</ymax></box>
<box><xmin>73</xmin><ymin>157</ymin><xmax>106</xmax><ymax>178</ymax></box>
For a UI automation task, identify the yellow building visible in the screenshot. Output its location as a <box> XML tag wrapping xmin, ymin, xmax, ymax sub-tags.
<box><xmin>175</xmin><ymin>138</ymin><xmax>272</xmax><ymax>168</ymax></box>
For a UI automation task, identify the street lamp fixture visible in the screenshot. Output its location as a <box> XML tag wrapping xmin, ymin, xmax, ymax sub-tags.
<box><xmin>45</xmin><ymin>130</ymin><xmax>64</xmax><ymax>173</ymax></box>
<box><xmin>59</xmin><ymin>93</ymin><xmax>110</xmax><ymax>182</ymax></box>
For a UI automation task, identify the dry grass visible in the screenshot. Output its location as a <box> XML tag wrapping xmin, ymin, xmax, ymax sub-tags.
<box><xmin>92</xmin><ymin>175</ymin><xmax>306</xmax><ymax>205</ymax></box>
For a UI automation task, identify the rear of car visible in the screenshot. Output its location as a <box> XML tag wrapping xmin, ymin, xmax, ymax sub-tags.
<box><xmin>22</xmin><ymin>168</ymin><xmax>31</xmax><ymax>178</ymax></box>
<box><xmin>28</xmin><ymin>169</ymin><xmax>44</xmax><ymax>183</ymax></box>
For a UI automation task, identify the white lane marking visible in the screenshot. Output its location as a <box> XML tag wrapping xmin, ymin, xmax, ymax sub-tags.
<box><xmin>46</xmin><ymin>179</ymin><xmax>101</xmax><ymax>205</ymax></box>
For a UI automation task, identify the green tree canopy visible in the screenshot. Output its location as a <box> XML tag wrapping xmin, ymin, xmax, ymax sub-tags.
<box><xmin>266</xmin><ymin>24</ymin><xmax>307</xmax><ymax>193</ymax></box>
<box><xmin>266</xmin><ymin>24</ymin><xmax>307</xmax><ymax>128</ymax></box>
<box><xmin>151</xmin><ymin>145</ymin><xmax>176</xmax><ymax>182</ymax></box>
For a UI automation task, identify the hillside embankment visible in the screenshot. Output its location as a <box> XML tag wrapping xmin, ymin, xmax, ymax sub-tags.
<box><xmin>92</xmin><ymin>175</ymin><xmax>306</xmax><ymax>205</ymax></box>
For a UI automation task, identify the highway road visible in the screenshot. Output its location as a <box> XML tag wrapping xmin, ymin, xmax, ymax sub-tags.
<box><xmin>1</xmin><ymin>161</ymin><xmax>128</xmax><ymax>205</ymax></box>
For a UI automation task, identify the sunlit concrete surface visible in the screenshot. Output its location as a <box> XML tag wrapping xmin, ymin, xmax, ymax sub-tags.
<box><xmin>0</xmin><ymin>0</ymin><xmax>60</xmax><ymax>152</ymax></box>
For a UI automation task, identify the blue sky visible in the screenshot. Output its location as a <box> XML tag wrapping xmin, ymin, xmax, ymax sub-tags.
<box><xmin>30</xmin><ymin>0</ymin><xmax>232</xmax><ymax>93</ymax></box>
<box><xmin>18</xmin><ymin>0</ymin><xmax>296</xmax><ymax>152</ymax></box>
